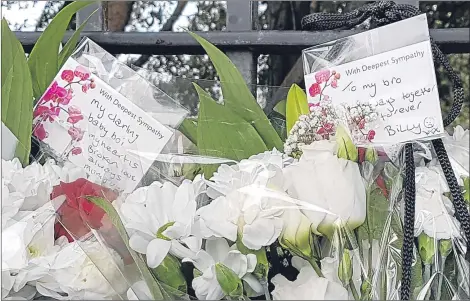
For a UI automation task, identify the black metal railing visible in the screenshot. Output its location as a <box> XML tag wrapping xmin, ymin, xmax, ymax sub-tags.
<box><xmin>15</xmin><ymin>0</ymin><xmax>470</xmax><ymax>106</ymax></box>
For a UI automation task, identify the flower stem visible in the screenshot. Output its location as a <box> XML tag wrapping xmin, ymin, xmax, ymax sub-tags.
<box><xmin>260</xmin><ymin>279</ymin><xmax>271</xmax><ymax>301</ymax></box>
<box><xmin>349</xmin><ymin>280</ymin><xmax>360</xmax><ymax>301</ymax></box>
<box><xmin>436</xmin><ymin>255</ymin><xmax>447</xmax><ymax>300</ymax></box>
<box><xmin>424</xmin><ymin>264</ymin><xmax>431</xmax><ymax>300</ymax></box>
<box><xmin>306</xmin><ymin>257</ymin><xmax>324</xmax><ymax>277</ymax></box>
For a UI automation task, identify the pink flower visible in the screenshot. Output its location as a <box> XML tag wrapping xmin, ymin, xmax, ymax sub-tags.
<box><xmin>71</xmin><ymin>147</ymin><xmax>82</xmax><ymax>155</ymax></box>
<box><xmin>90</xmin><ymin>81</ymin><xmax>96</xmax><ymax>89</ymax></box>
<box><xmin>33</xmin><ymin>123</ymin><xmax>48</xmax><ymax>141</ymax></box>
<box><xmin>323</xmin><ymin>95</ymin><xmax>330</xmax><ymax>101</ymax></box>
<box><xmin>81</xmin><ymin>85</ymin><xmax>88</xmax><ymax>93</ymax></box>
<box><xmin>315</xmin><ymin>69</ymin><xmax>331</xmax><ymax>84</ymax></box>
<box><xmin>59</xmin><ymin>89</ymin><xmax>73</xmax><ymax>105</ymax></box>
<box><xmin>42</xmin><ymin>81</ymin><xmax>59</xmax><ymax>102</ymax></box>
<box><xmin>33</xmin><ymin>104</ymin><xmax>60</xmax><ymax>122</ymax></box>
<box><xmin>335</xmin><ymin>73</ymin><xmax>341</xmax><ymax>79</ymax></box>
<box><xmin>358</xmin><ymin>119</ymin><xmax>365</xmax><ymax>130</ymax></box>
<box><xmin>331</xmin><ymin>80</ymin><xmax>338</xmax><ymax>88</ymax></box>
<box><xmin>367</xmin><ymin>130</ymin><xmax>376</xmax><ymax>141</ymax></box>
<box><xmin>68</xmin><ymin>127</ymin><xmax>84</xmax><ymax>141</ymax></box>
<box><xmin>323</xmin><ymin>123</ymin><xmax>334</xmax><ymax>132</ymax></box>
<box><xmin>74</xmin><ymin>66</ymin><xmax>90</xmax><ymax>81</ymax></box>
<box><xmin>61</xmin><ymin>70</ymin><xmax>74</xmax><ymax>83</ymax></box>
<box><xmin>309</xmin><ymin>83</ymin><xmax>321</xmax><ymax>97</ymax></box>
<box><xmin>67</xmin><ymin>106</ymin><xmax>83</xmax><ymax>124</ymax></box>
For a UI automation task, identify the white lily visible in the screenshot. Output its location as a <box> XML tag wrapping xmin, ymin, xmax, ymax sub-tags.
<box><xmin>196</xmin><ymin>185</ymin><xmax>285</xmax><ymax>250</ymax></box>
<box><xmin>183</xmin><ymin>238</ymin><xmax>263</xmax><ymax>300</ymax></box>
<box><xmin>2</xmin><ymin>180</ymin><xmax>24</xmax><ymax>228</ymax></box>
<box><xmin>206</xmin><ymin>149</ymin><xmax>292</xmax><ymax>199</ymax></box>
<box><xmin>283</xmin><ymin>140</ymin><xmax>367</xmax><ymax>236</ymax></box>
<box><xmin>271</xmin><ymin>255</ymin><xmax>349</xmax><ymax>300</ymax></box>
<box><xmin>120</xmin><ymin>180</ymin><xmax>203</xmax><ymax>268</ymax></box>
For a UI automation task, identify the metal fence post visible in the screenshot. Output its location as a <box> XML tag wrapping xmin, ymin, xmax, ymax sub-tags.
<box><xmin>226</xmin><ymin>1</ymin><xmax>258</xmax><ymax>88</ymax></box>
<box><xmin>76</xmin><ymin>1</ymin><xmax>105</xmax><ymax>31</ymax></box>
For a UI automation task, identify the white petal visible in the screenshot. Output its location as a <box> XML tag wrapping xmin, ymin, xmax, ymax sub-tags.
<box><xmin>146</xmin><ymin>239</ymin><xmax>171</xmax><ymax>268</ymax></box>
<box><xmin>242</xmin><ymin>217</ymin><xmax>282</xmax><ymax>250</ymax></box>
<box><xmin>170</xmin><ymin>240</ymin><xmax>195</xmax><ymax>259</ymax></box>
<box><xmin>246</xmin><ymin>254</ymin><xmax>257</xmax><ymax>273</ymax></box>
<box><xmin>129</xmin><ymin>234</ymin><xmax>152</xmax><ymax>254</ymax></box>
<box><xmin>222</xmin><ymin>250</ymin><xmax>248</xmax><ymax>277</ymax></box>
<box><xmin>205</xmin><ymin>238</ymin><xmax>230</xmax><ymax>263</ymax></box>
<box><xmin>180</xmin><ymin>236</ymin><xmax>202</xmax><ymax>253</ymax></box>
<box><xmin>242</xmin><ymin>273</ymin><xmax>264</xmax><ymax>296</ymax></box>
<box><xmin>205</xmin><ymin>277</ymin><xmax>225</xmax><ymax>300</ymax></box>
<box><xmin>291</xmin><ymin>256</ymin><xmax>310</xmax><ymax>272</ymax></box>
<box><xmin>183</xmin><ymin>250</ymin><xmax>214</xmax><ymax>272</ymax></box>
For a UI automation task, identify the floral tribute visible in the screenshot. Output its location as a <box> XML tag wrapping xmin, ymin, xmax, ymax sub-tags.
<box><xmin>32</xmin><ymin>65</ymin><xmax>95</xmax><ymax>157</ymax></box>
<box><xmin>2</xmin><ymin>32</ymin><xmax>469</xmax><ymax>301</ymax></box>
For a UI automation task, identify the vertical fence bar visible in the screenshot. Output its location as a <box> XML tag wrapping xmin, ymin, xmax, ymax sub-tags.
<box><xmin>226</xmin><ymin>1</ymin><xmax>258</xmax><ymax>87</ymax></box>
<box><xmin>76</xmin><ymin>1</ymin><xmax>105</xmax><ymax>31</ymax></box>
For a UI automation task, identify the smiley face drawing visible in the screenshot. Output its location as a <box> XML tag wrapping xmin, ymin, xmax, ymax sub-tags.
<box><xmin>423</xmin><ymin>117</ymin><xmax>435</xmax><ymax>129</ymax></box>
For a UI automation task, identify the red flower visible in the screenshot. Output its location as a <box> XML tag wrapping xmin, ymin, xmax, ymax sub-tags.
<box><xmin>323</xmin><ymin>122</ymin><xmax>334</xmax><ymax>132</ymax></box>
<box><xmin>367</xmin><ymin>130</ymin><xmax>376</xmax><ymax>141</ymax></box>
<box><xmin>61</xmin><ymin>70</ymin><xmax>74</xmax><ymax>83</ymax></box>
<box><xmin>74</xmin><ymin>66</ymin><xmax>90</xmax><ymax>81</ymax></box>
<box><xmin>68</xmin><ymin>127</ymin><xmax>84</xmax><ymax>141</ymax></box>
<box><xmin>358</xmin><ymin>147</ymin><xmax>366</xmax><ymax>163</ymax></box>
<box><xmin>33</xmin><ymin>123</ymin><xmax>48</xmax><ymax>141</ymax></box>
<box><xmin>70</xmin><ymin>147</ymin><xmax>82</xmax><ymax>155</ymax></box>
<box><xmin>331</xmin><ymin>80</ymin><xmax>338</xmax><ymax>88</ymax></box>
<box><xmin>358</xmin><ymin>118</ymin><xmax>366</xmax><ymax>130</ymax></box>
<box><xmin>309</xmin><ymin>83</ymin><xmax>321</xmax><ymax>97</ymax></box>
<box><xmin>82</xmin><ymin>85</ymin><xmax>88</xmax><ymax>93</ymax></box>
<box><xmin>33</xmin><ymin>104</ymin><xmax>60</xmax><ymax>122</ymax></box>
<box><xmin>315</xmin><ymin>69</ymin><xmax>331</xmax><ymax>84</ymax></box>
<box><xmin>51</xmin><ymin>178</ymin><xmax>118</xmax><ymax>242</ymax></box>
<box><xmin>67</xmin><ymin>106</ymin><xmax>83</xmax><ymax>124</ymax></box>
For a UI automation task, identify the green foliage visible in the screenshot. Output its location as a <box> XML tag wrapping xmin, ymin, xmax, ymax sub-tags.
<box><xmin>195</xmin><ymin>84</ymin><xmax>268</xmax><ymax>178</ymax></box>
<box><xmin>336</xmin><ymin>126</ymin><xmax>358</xmax><ymax>162</ymax></box>
<box><xmin>1</xmin><ymin>18</ymin><xmax>33</xmax><ymax>165</ymax></box>
<box><xmin>86</xmin><ymin>197</ymin><xmax>173</xmax><ymax>300</ymax></box>
<box><xmin>273</xmin><ymin>99</ymin><xmax>286</xmax><ymax>117</ymax></box>
<box><xmin>28</xmin><ymin>1</ymin><xmax>96</xmax><ymax>100</ymax></box>
<box><xmin>58</xmin><ymin>8</ymin><xmax>98</xmax><ymax>68</ymax></box>
<box><xmin>151</xmin><ymin>255</ymin><xmax>187</xmax><ymax>295</ymax></box>
<box><xmin>189</xmin><ymin>32</ymin><xmax>283</xmax><ymax>151</ymax></box>
<box><xmin>178</xmin><ymin>118</ymin><xmax>198</xmax><ymax>145</ymax></box>
<box><xmin>286</xmin><ymin>84</ymin><xmax>309</xmax><ymax>134</ymax></box>
<box><xmin>215</xmin><ymin>263</ymin><xmax>244</xmax><ymax>299</ymax></box>
<box><xmin>236</xmin><ymin>236</ymin><xmax>269</xmax><ymax>282</ymax></box>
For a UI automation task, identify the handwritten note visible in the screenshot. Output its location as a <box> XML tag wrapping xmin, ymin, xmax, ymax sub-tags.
<box><xmin>33</xmin><ymin>58</ymin><xmax>173</xmax><ymax>193</ymax></box>
<box><xmin>305</xmin><ymin>40</ymin><xmax>444</xmax><ymax>145</ymax></box>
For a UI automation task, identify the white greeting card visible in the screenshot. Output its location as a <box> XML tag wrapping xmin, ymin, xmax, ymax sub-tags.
<box><xmin>33</xmin><ymin>58</ymin><xmax>173</xmax><ymax>193</ymax></box>
<box><xmin>304</xmin><ymin>40</ymin><xmax>444</xmax><ymax>145</ymax></box>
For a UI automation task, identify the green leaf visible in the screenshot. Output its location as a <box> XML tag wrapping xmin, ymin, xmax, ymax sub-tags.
<box><xmin>178</xmin><ymin>118</ymin><xmax>198</xmax><ymax>145</ymax></box>
<box><xmin>1</xmin><ymin>18</ymin><xmax>33</xmax><ymax>165</ymax></box>
<box><xmin>189</xmin><ymin>32</ymin><xmax>283</xmax><ymax>151</ymax></box>
<box><xmin>58</xmin><ymin>8</ymin><xmax>98</xmax><ymax>68</ymax></box>
<box><xmin>336</xmin><ymin>125</ymin><xmax>358</xmax><ymax>162</ymax></box>
<box><xmin>151</xmin><ymin>255</ymin><xmax>187</xmax><ymax>296</ymax></box>
<box><xmin>86</xmin><ymin>197</ymin><xmax>172</xmax><ymax>300</ymax></box>
<box><xmin>215</xmin><ymin>263</ymin><xmax>244</xmax><ymax>299</ymax></box>
<box><xmin>286</xmin><ymin>84</ymin><xmax>309</xmax><ymax>133</ymax></box>
<box><xmin>356</xmin><ymin>184</ymin><xmax>390</xmax><ymax>242</ymax></box>
<box><xmin>195</xmin><ymin>84</ymin><xmax>268</xmax><ymax>178</ymax></box>
<box><xmin>273</xmin><ymin>99</ymin><xmax>286</xmax><ymax>117</ymax></box>
<box><xmin>28</xmin><ymin>1</ymin><xmax>96</xmax><ymax>100</ymax></box>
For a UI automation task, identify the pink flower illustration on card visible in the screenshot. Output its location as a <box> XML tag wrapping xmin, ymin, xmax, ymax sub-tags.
<box><xmin>33</xmin><ymin>63</ymin><xmax>96</xmax><ymax>158</ymax></box>
<box><xmin>308</xmin><ymin>69</ymin><xmax>341</xmax><ymax>104</ymax></box>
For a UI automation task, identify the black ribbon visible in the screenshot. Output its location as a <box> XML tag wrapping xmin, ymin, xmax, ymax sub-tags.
<box><xmin>302</xmin><ymin>1</ymin><xmax>468</xmax><ymax>300</ymax></box>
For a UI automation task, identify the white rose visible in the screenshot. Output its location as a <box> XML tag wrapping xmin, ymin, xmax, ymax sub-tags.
<box><xmin>283</xmin><ymin>140</ymin><xmax>366</xmax><ymax>235</ymax></box>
